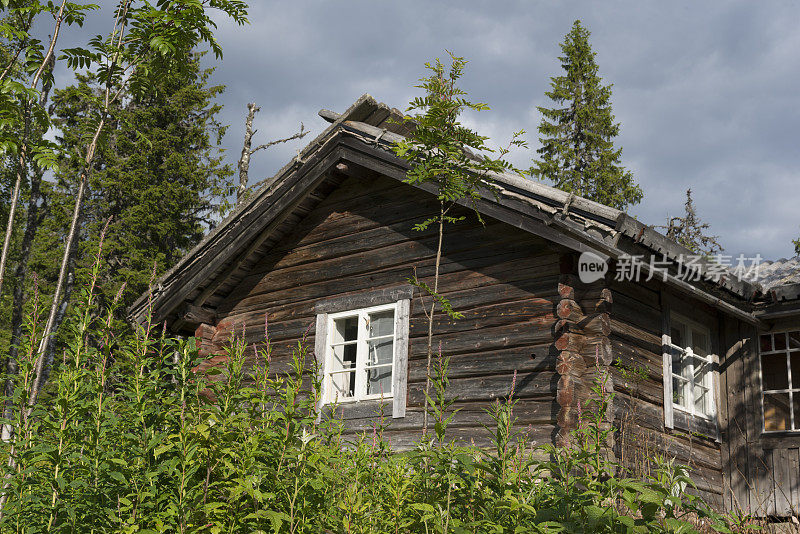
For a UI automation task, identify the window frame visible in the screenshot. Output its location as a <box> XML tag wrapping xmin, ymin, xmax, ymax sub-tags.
<box><xmin>662</xmin><ymin>305</ymin><xmax>720</xmax><ymax>435</ymax></box>
<box><xmin>315</xmin><ymin>296</ymin><xmax>410</xmax><ymax>419</ymax></box>
<box><xmin>758</xmin><ymin>330</ymin><xmax>800</xmax><ymax>433</ymax></box>
<box><xmin>667</xmin><ymin>312</ymin><xmax>716</xmax><ymax>420</ymax></box>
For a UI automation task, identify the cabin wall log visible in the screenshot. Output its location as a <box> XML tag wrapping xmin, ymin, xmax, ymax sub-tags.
<box><xmin>207</xmin><ymin>174</ymin><xmax>562</xmax><ymax>449</ymax></box>
<box><xmin>553</xmin><ymin>258</ymin><xmax>614</xmax><ymax>449</ymax></box>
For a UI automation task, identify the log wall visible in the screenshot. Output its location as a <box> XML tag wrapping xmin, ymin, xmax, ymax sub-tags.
<box><xmin>187</xmin><ymin>170</ymin><xmax>800</xmax><ymax>517</ymax></box>
<box><xmin>721</xmin><ymin>317</ymin><xmax>800</xmax><ymax>517</ymax></box>
<box><xmin>609</xmin><ymin>278</ymin><xmax>725</xmax><ymax>509</ymax></box>
<box><xmin>204</xmin><ymin>174</ymin><xmax>563</xmax><ymax>448</ymax></box>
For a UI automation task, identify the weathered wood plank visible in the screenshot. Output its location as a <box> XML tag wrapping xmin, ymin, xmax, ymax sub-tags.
<box><xmin>722</xmin><ymin>315</ymin><xmax>751</xmax><ymax>513</ymax></box>
<box><xmin>407</xmin><ymin>345</ymin><xmax>557</xmax><ymax>382</ymax></box>
<box><xmin>611</xmin><ymin>319</ymin><xmax>662</xmax><ymax>355</ymax></box>
<box><xmin>789</xmin><ymin>447</ymin><xmax>800</xmax><ymax>514</ymax></box>
<box><xmin>222</xmin><ymin>244</ymin><xmax>557</xmax><ymax>318</ymax></box>
<box><xmin>393</xmin><ymin>298</ymin><xmax>410</xmax><ymax>418</ymax></box>
<box><xmin>773</xmin><ymin>447</ymin><xmax>792</xmax><ymax>516</ymax></box>
<box><xmin>407</xmin><ymin>372</ymin><xmax>556</xmax><ymax>405</ymax></box>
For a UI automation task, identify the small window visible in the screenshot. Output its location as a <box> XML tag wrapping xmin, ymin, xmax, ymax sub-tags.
<box><xmin>323</xmin><ymin>303</ymin><xmax>399</xmax><ymax>404</ymax></box>
<box><xmin>666</xmin><ymin>314</ymin><xmax>716</xmax><ymax>419</ymax></box>
<box><xmin>759</xmin><ymin>331</ymin><xmax>800</xmax><ymax>432</ymax></box>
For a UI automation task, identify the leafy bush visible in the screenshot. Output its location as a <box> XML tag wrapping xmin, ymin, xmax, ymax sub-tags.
<box><xmin>0</xmin><ymin>263</ymin><xmax>740</xmax><ymax>533</ymax></box>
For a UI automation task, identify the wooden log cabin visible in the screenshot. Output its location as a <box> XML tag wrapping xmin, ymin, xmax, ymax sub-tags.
<box><xmin>129</xmin><ymin>94</ymin><xmax>800</xmax><ymax>518</ymax></box>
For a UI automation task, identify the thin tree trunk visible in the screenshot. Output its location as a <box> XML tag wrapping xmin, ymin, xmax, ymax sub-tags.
<box><xmin>236</xmin><ymin>102</ymin><xmax>306</xmax><ymax>205</ymax></box>
<box><xmin>0</xmin><ymin>151</ymin><xmax>25</xmax><ymax>301</ymax></box>
<box><xmin>236</xmin><ymin>103</ymin><xmax>258</xmax><ymax>204</ymax></box>
<box><xmin>27</xmin><ymin>152</ymin><xmax>95</xmax><ymax>410</ymax></box>
<box><xmin>28</xmin><ymin>114</ymin><xmax>104</xmax><ymax>409</ymax></box>
<box><xmin>40</xmin><ymin>269</ymin><xmax>75</xmax><ymax>388</ymax></box>
<box><xmin>0</xmin><ymin>0</ymin><xmax>67</xmax><ymax>300</ymax></box>
<box><xmin>421</xmin><ymin>203</ymin><xmax>444</xmax><ymax>437</ymax></box>
<box><xmin>26</xmin><ymin>0</ymin><xmax>132</xmax><ymax>410</ymax></box>
<box><xmin>3</xmin><ymin>67</ymin><xmax>56</xmax><ymax>441</ymax></box>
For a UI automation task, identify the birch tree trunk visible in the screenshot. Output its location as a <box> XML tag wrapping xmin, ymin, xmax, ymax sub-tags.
<box><xmin>0</xmin><ymin>0</ymin><xmax>68</xmax><ymax>301</ymax></box>
<box><xmin>2</xmin><ymin>70</ymin><xmax>56</xmax><ymax>441</ymax></box>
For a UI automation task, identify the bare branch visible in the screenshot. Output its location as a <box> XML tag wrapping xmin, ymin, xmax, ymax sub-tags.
<box><xmin>236</xmin><ymin>102</ymin><xmax>308</xmax><ymax>205</ymax></box>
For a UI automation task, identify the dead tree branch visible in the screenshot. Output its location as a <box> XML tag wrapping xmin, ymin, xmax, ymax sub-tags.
<box><xmin>236</xmin><ymin>102</ymin><xmax>307</xmax><ymax>205</ymax></box>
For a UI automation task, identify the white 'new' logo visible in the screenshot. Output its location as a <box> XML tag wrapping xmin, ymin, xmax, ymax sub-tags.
<box><xmin>578</xmin><ymin>251</ymin><xmax>608</xmax><ymax>283</ymax></box>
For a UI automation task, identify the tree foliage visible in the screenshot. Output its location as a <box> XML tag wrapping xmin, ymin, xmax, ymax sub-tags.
<box><xmin>395</xmin><ymin>52</ymin><xmax>525</xmax><ymax>221</ymax></box>
<box><xmin>46</xmin><ymin>55</ymin><xmax>234</xmax><ymax>309</ymax></box>
<box><xmin>532</xmin><ymin>20</ymin><xmax>642</xmax><ymax>210</ymax></box>
<box><xmin>659</xmin><ymin>189</ymin><xmax>722</xmax><ymax>257</ymax></box>
<box><xmin>393</xmin><ymin>52</ymin><xmax>525</xmax><ymax>435</ymax></box>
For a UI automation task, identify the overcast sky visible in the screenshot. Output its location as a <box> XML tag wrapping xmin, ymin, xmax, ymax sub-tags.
<box><xmin>56</xmin><ymin>1</ymin><xmax>800</xmax><ymax>260</ymax></box>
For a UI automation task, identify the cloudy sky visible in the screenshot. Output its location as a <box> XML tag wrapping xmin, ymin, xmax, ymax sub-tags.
<box><xmin>56</xmin><ymin>1</ymin><xmax>800</xmax><ymax>260</ymax></box>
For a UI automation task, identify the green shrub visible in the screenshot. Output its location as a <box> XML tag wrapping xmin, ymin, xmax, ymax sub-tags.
<box><xmin>0</xmin><ymin>266</ymin><xmax>739</xmax><ymax>533</ymax></box>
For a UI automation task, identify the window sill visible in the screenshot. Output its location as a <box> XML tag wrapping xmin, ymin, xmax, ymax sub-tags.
<box><xmin>321</xmin><ymin>399</ymin><xmax>394</xmax><ymax>421</ymax></box>
<box><xmin>757</xmin><ymin>432</ymin><xmax>800</xmax><ymax>449</ymax></box>
<box><xmin>671</xmin><ymin>408</ymin><xmax>719</xmax><ymax>440</ymax></box>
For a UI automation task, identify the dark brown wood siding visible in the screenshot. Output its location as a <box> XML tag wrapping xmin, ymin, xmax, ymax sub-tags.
<box><xmin>207</xmin><ymin>174</ymin><xmax>562</xmax><ymax>448</ymax></box>
<box><xmin>609</xmin><ymin>279</ymin><xmax>725</xmax><ymax>509</ymax></box>
<box><xmin>722</xmin><ymin>317</ymin><xmax>800</xmax><ymax>517</ymax></box>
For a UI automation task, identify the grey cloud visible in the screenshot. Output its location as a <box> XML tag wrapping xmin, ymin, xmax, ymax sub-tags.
<box><xmin>43</xmin><ymin>1</ymin><xmax>800</xmax><ymax>260</ymax></box>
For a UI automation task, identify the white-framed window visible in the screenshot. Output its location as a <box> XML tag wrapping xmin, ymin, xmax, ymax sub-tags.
<box><xmin>314</xmin><ymin>299</ymin><xmax>410</xmax><ymax>418</ymax></box>
<box><xmin>663</xmin><ymin>312</ymin><xmax>717</xmax><ymax>426</ymax></box>
<box><xmin>759</xmin><ymin>331</ymin><xmax>800</xmax><ymax>432</ymax></box>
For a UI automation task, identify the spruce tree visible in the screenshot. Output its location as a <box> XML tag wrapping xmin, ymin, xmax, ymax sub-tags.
<box><xmin>532</xmin><ymin>20</ymin><xmax>642</xmax><ymax>210</ymax></box>
<box><xmin>659</xmin><ymin>189</ymin><xmax>722</xmax><ymax>256</ymax></box>
<box><xmin>45</xmin><ymin>54</ymin><xmax>233</xmax><ymax>310</ymax></box>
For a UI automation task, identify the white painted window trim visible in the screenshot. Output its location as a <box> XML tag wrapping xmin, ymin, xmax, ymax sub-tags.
<box><xmin>663</xmin><ymin>310</ymin><xmax>718</xmax><ymax>428</ymax></box>
<box><xmin>317</xmin><ymin>300</ymin><xmax>409</xmax><ymax>418</ymax></box>
<box><xmin>758</xmin><ymin>330</ymin><xmax>800</xmax><ymax>433</ymax></box>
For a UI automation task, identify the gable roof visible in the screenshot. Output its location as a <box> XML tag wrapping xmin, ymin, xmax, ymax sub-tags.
<box><xmin>129</xmin><ymin>94</ymin><xmax>769</xmax><ymax>329</ymax></box>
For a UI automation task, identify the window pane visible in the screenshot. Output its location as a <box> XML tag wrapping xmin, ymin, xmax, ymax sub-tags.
<box><xmin>671</xmin><ymin>324</ymin><xmax>685</xmax><ymax>347</ymax></box>
<box><xmin>764</xmin><ymin>393</ymin><xmax>791</xmax><ymax>431</ymax></box>
<box><xmin>792</xmin><ymin>352</ymin><xmax>800</xmax><ymax>388</ymax></box>
<box><xmin>366</xmin><ymin>366</ymin><xmax>392</xmax><ymax>396</ymax></box>
<box><xmin>673</xmin><ymin>376</ymin><xmax>688</xmax><ymax>409</ymax></box>
<box><xmin>692</xmin><ymin>329</ymin><xmax>709</xmax><ymax>357</ymax></box>
<box><xmin>762</xmin><ymin>353</ymin><xmax>789</xmax><ymax>391</ymax></box>
<box><xmin>334</xmin><ymin>316</ymin><xmax>358</xmax><ymax>343</ymax></box>
<box><xmin>760</xmin><ymin>335</ymin><xmax>772</xmax><ymax>353</ymax></box>
<box><xmin>789</xmin><ymin>332</ymin><xmax>800</xmax><ymax>350</ymax></box>
<box><xmin>794</xmin><ymin>394</ymin><xmax>800</xmax><ymax>431</ymax></box>
<box><xmin>330</xmin><ymin>343</ymin><xmax>357</xmax><ymax>372</ymax></box>
<box><xmin>331</xmin><ymin>371</ymin><xmax>356</xmax><ymax>400</ymax></box>
<box><xmin>368</xmin><ymin>310</ymin><xmax>394</xmax><ymax>338</ymax></box>
<box><xmin>367</xmin><ymin>338</ymin><xmax>394</xmax><ymax>367</ymax></box>
<box><xmin>774</xmin><ymin>332</ymin><xmax>787</xmax><ymax>351</ymax></box>
<box><xmin>692</xmin><ymin>356</ymin><xmax>711</xmax><ymax>386</ymax></box>
<box><xmin>672</xmin><ymin>349</ymin><xmax>691</xmax><ymax>381</ymax></box>
<box><xmin>694</xmin><ymin>384</ymin><xmax>711</xmax><ymax>416</ymax></box>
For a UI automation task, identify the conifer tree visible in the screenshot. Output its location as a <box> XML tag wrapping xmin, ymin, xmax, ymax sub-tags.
<box><xmin>532</xmin><ymin>20</ymin><xmax>642</xmax><ymax>210</ymax></box>
<box><xmin>659</xmin><ymin>189</ymin><xmax>722</xmax><ymax>256</ymax></box>
<box><xmin>46</xmin><ymin>56</ymin><xmax>233</xmax><ymax>309</ymax></box>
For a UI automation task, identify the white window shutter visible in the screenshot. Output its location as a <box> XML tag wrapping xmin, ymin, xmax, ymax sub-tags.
<box><xmin>711</xmin><ymin>351</ymin><xmax>722</xmax><ymax>442</ymax></box>
<box><xmin>314</xmin><ymin>312</ymin><xmax>328</xmax><ymax>414</ymax></box>
<box><xmin>662</xmin><ymin>307</ymin><xmax>674</xmax><ymax>429</ymax></box>
<box><xmin>392</xmin><ymin>299</ymin><xmax>410</xmax><ymax>419</ymax></box>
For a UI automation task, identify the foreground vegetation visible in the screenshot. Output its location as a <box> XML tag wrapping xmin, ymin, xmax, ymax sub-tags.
<box><xmin>0</xmin><ymin>254</ymin><xmax>748</xmax><ymax>533</ymax></box>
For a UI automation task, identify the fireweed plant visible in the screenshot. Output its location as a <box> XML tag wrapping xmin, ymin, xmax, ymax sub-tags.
<box><xmin>0</xmin><ymin>243</ymin><xmax>744</xmax><ymax>532</ymax></box>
